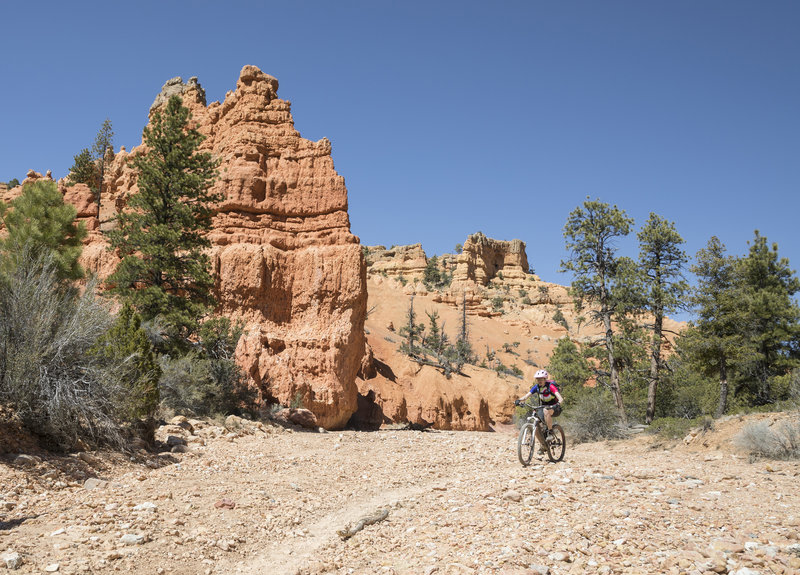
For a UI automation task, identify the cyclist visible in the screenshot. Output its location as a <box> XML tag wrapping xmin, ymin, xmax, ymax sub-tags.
<box><xmin>515</xmin><ymin>369</ymin><xmax>563</xmax><ymax>439</ymax></box>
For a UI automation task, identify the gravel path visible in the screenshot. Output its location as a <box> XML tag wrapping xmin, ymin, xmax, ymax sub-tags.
<box><xmin>1</xmin><ymin>417</ymin><xmax>799</xmax><ymax>574</ymax></box>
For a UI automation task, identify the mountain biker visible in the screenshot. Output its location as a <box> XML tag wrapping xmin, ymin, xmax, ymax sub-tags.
<box><xmin>514</xmin><ymin>369</ymin><xmax>563</xmax><ymax>439</ymax></box>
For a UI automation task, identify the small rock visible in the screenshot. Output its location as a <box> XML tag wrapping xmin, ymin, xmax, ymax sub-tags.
<box><xmin>2</xmin><ymin>552</ymin><xmax>23</xmax><ymax>570</ymax></box>
<box><xmin>120</xmin><ymin>533</ymin><xmax>145</xmax><ymax>545</ymax></box>
<box><xmin>214</xmin><ymin>498</ymin><xmax>236</xmax><ymax>509</ymax></box>
<box><xmin>504</xmin><ymin>490</ymin><xmax>522</xmax><ymax>502</ymax></box>
<box><xmin>171</xmin><ymin>444</ymin><xmax>190</xmax><ymax>453</ymax></box>
<box><xmin>0</xmin><ymin>500</ymin><xmax>16</xmax><ymax>511</ymax></box>
<box><xmin>166</xmin><ymin>435</ymin><xmax>187</xmax><ymax>447</ymax></box>
<box><xmin>78</xmin><ymin>452</ymin><xmax>101</xmax><ymax>467</ymax></box>
<box><xmin>45</xmin><ymin>564</ymin><xmax>60</xmax><ymax>572</ymax></box>
<box><xmin>84</xmin><ymin>478</ymin><xmax>107</xmax><ymax>491</ymax></box>
<box><xmin>133</xmin><ymin>502</ymin><xmax>157</xmax><ymax>512</ymax></box>
<box><xmin>13</xmin><ymin>454</ymin><xmax>40</xmax><ymax>467</ymax></box>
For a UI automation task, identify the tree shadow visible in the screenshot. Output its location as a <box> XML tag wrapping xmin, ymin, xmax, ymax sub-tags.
<box><xmin>0</xmin><ymin>516</ymin><xmax>33</xmax><ymax>530</ymax></box>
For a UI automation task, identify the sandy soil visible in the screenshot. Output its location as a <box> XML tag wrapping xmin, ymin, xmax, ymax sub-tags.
<box><xmin>1</xmin><ymin>414</ymin><xmax>799</xmax><ymax>575</ymax></box>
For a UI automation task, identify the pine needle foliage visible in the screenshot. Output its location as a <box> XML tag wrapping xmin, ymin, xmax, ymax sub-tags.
<box><xmin>91</xmin><ymin>302</ymin><xmax>160</xmax><ymax>420</ymax></box>
<box><xmin>107</xmin><ymin>96</ymin><xmax>220</xmax><ymax>344</ymax></box>
<box><xmin>0</xmin><ymin>180</ymin><xmax>86</xmax><ymax>282</ymax></box>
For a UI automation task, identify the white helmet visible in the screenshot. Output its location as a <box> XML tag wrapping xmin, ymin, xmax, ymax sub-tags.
<box><xmin>535</xmin><ymin>369</ymin><xmax>549</xmax><ymax>379</ymax></box>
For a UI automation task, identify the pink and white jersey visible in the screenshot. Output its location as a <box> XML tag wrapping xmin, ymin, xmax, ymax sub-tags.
<box><xmin>530</xmin><ymin>382</ymin><xmax>559</xmax><ymax>404</ymax></box>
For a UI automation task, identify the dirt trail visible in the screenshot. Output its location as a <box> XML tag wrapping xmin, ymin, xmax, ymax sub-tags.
<box><xmin>1</xmin><ymin>415</ymin><xmax>799</xmax><ymax>574</ymax></box>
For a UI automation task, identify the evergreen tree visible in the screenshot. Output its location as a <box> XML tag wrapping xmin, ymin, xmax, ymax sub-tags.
<box><xmin>454</xmin><ymin>291</ymin><xmax>475</xmax><ymax>370</ymax></box>
<box><xmin>399</xmin><ymin>296</ymin><xmax>424</xmax><ymax>357</ymax></box>
<box><xmin>107</xmin><ymin>96</ymin><xmax>220</xmax><ymax>344</ymax></box>
<box><xmin>547</xmin><ymin>338</ymin><xmax>591</xmax><ymax>403</ymax></box>
<box><xmin>423</xmin><ymin>255</ymin><xmax>451</xmax><ymax>290</ymax></box>
<box><xmin>736</xmin><ymin>231</ymin><xmax>800</xmax><ymax>403</ymax></box>
<box><xmin>0</xmin><ymin>180</ymin><xmax>86</xmax><ymax>281</ymax></box>
<box><xmin>93</xmin><ymin>302</ymin><xmax>160</xmax><ymax>420</ymax></box>
<box><xmin>637</xmin><ymin>213</ymin><xmax>689</xmax><ymax>423</ymax></box>
<box><xmin>68</xmin><ymin>148</ymin><xmax>97</xmax><ymax>189</ymax></box>
<box><xmin>67</xmin><ymin>119</ymin><xmax>114</xmax><ymax>207</ymax></box>
<box><xmin>680</xmin><ymin>237</ymin><xmax>743</xmax><ymax>416</ymax></box>
<box><xmin>560</xmin><ymin>198</ymin><xmax>636</xmax><ymax>424</ymax></box>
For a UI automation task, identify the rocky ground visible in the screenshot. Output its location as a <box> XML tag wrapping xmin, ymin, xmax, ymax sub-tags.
<box><xmin>1</xmin><ymin>414</ymin><xmax>799</xmax><ymax>575</ymax></box>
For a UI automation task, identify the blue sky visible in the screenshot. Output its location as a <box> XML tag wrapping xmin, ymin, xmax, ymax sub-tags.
<box><xmin>1</xmin><ymin>1</ymin><xmax>798</xmax><ymax>312</ymax></box>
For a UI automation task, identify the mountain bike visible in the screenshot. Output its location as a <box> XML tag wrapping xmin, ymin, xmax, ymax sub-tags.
<box><xmin>516</xmin><ymin>401</ymin><xmax>566</xmax><ymax>465</ymax></box>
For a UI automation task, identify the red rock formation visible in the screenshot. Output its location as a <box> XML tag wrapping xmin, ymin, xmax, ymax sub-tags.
<box><xmin>451</xmin><ymin>232</ymin><xmax>530</xmax><ymax>290</ymax></box>
<box><xmin>150</xmin><ymin>67</ymin><xmax>367</xmax><ymax>429</ymax></box>
<box><xmin>32</xmin><ymin>66</ymin><xmax>367</xmax><ymax>429</ymax></box>
<box><xmin>366</xmin><ymin>244</ymin><xmax>428</xmax><ymax>279</ymax></box>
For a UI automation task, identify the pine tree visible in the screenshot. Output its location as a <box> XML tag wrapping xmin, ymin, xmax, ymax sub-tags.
<box><xmin>547</xmin><ymin>338</ymin><xmax>591</xmax><ymax>403</ymax></box>
<box><xmin>637</xmin><ymin>213</ymin><xmax>689</xmax><ymax>423</ymax></box>
<box><xmin>67</xmin><ymin>119</ymin><xmax>114</xmax><ymax>208</ymax></box>
<box><xmin>736</xmin><ymin>231</ymin><xmax>800</xmax><ymax>403</ymax></box>
<box><xmin>93</xmin><ymin>302</ymin><xmax>160</xmax><ymax>420</ymax></box>
<box><xmin>92</xmin><ymin>119</ymin><xmax>114</xmax><ymax>207</ymax></box>
<box><xmin>0</xmin><ymin>180</ymin><xmax>86</xmax><ymax>281</ymax></box>
<box><xmin>680</xmin><ymin>237</ymin><xmax>743</xmax><ymax>416</ymax></box>
<box><xmin>399</xmin><ymin>296</ymin><xmax>425</xmax><ymax>357</ymax></box>
<box><xmin>107</xmin><ymin>96</ymin><xmax>220</xmax><ymax>344</ymax></box>
<box><xmin>560</xmin><ymin>198</ymin><xmax>636</xmax><ymax>425</ymax></box>
<box><xmin>67</xmin><ymin>148</ymin><xmax>97</xmax><ymax>189</ymax></box>
<box><xmin>454</xmin><ymin>291</ymin><xmax>474</xmax><ymax>370</ymax></box>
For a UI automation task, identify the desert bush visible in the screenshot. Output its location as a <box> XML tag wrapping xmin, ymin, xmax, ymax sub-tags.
<box><xmin>159</xmin><ymin>317</ymin><xmax>252</xmax><ymax>417</ymax></box>
<box><xmin>491</xmin><ymin>296</ymin><xmax>504</xmax><ymax>312</ymax></box>
<box><xmin>646</xmin><ymin>416</ymin><xmax>698</xmax><ymax>440</ymax></box>
<box><xmin>562</xmin><ymin>391</ymin><xmax>628</xmax><ymax>443</ymax></box>
<box><xmin>0</xmin><ymin>250</ymin><xmax>127</xmax><ymax>449</ymax></box>
<box><xmin>735</xmin><ymin>418</ymin><xmax>800</xmax><ymax>460</ymax></box>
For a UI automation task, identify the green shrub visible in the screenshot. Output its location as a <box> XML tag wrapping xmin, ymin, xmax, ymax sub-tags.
<box><xmin>562</xmin><ymin>391</ymin><xmax>628</xmax><ymax>443</ymax></box>
<box><xmin>646</xmin><ymin>417</ymin><xmax>698</xmax><ymax>440</ymax></box>
<box><xmin>158</xmin><ymin>317</ymin><xmax>252</xmax><ymax>417</ymax></box>
<box><xmin>491</xmin><ymin>296</ymin><xmax>504</xmax><ymax>312</ymax></box>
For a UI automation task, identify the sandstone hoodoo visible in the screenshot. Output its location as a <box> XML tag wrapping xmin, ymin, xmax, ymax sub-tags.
<box><xmin>68</xmin><ymin>66</ymin><xmax>367</xmax><ymax>429</ymax></box>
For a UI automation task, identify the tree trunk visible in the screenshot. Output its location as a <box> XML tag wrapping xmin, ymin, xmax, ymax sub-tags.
<box><xmin>645</xmin><ymin>312</ymin><xmax>663</xmax><ymax>424</ymax></box>
<box><xmin>604</xmin><ymin>312</ymin><xmax>627</xmax><ymax>426</ymax></box>
<box><xmin>716</xmin><ymin>360</ymin><xmax>728</xmax><ymax>418</ymax></box>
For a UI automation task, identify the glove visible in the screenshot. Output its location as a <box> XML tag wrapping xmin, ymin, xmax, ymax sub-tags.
<box><xmin>514</xmin><ymin>399</ymin><xmax>521</xmax><ymax>406</ymax></box>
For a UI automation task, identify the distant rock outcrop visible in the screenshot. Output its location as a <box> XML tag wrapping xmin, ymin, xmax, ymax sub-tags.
<box><xmin>451</xmin><ymin>232</ymin><xmax>530</xmax><ymax>290</ymax></box>
<box><xmin>365</xmin><ymin>244</ymin><xmax>428</xmax><ymax>279</ymax></box>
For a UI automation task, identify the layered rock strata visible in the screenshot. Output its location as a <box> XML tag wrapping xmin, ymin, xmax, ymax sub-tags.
<box><xmin>365</xmin><ymin>244</ymin><xmax>428</xmax><ymax>279</ymax></box>
<box><xmin>450</xmin><ymin>232</ymin><xmax>530</xmax><ymax>290</ymax></box>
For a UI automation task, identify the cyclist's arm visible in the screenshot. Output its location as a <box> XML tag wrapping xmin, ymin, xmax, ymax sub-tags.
<box><xmin>553</xmin><ymin>388</ymin><xmax>564</xmax><ymax>406</ymax></box>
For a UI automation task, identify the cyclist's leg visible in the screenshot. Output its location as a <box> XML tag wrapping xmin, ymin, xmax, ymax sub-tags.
<box><xmin>544</xmin><ymin>407</ymin><xmax>553</xmax><ymax>431</ymax></box>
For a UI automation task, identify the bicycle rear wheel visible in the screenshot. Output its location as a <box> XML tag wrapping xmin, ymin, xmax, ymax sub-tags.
<box><xmin>546</xmin><ymin>424</ymin><xmax>566</xmax><ymax>462</ymax></box>
<box><xmin>517</xmin><ymin>423</ymin><xmax>536</xmax><ymax>466</ymax></box>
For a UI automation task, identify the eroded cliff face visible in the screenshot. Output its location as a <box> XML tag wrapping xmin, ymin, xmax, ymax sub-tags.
<box><xmin>22</xmin><ymin>67</ymin><xmax>367</xmax><ymax>429</ymax></box>
<box><xmin>450</xmin><ymin>232</ymin><xmax>529</xmax><ymax>290</ymax></box>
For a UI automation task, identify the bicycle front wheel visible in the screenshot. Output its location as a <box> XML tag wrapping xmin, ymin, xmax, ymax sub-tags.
<box><xmin>546</xmin><ymin>424</ymin><xmax>566</xmax><ymax>462</ymax></box>
<box><xmin>517</xmin><ymin>423</ymin><xmax>536</xmax><ymax>466</ymax></box>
